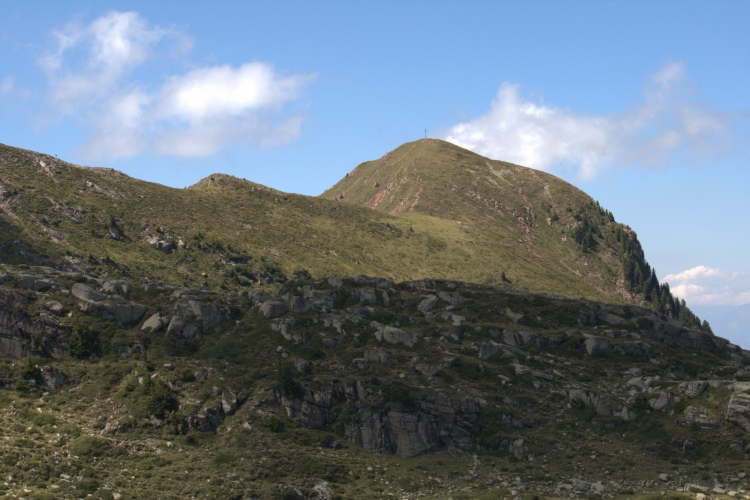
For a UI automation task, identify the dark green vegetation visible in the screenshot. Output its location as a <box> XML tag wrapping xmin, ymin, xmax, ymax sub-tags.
<box><xmin>0</xmin><ymin>141</ymin><xmax>747</xmax><ymax>499</ymax></box>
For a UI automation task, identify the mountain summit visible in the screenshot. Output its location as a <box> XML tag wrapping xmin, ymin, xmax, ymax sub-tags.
<box><xmin>0</xmin><ymin>140</ymin><xmax>698</xmax><ymax>321</ymax></box>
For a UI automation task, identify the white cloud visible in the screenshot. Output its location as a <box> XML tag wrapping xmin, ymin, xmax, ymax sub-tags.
<box><xmin>41</xmin><ymin>11</ymin><xmax>314</xmax><ymax>160</ymax></box>
<box><xmin>663</xmin><ymin>265</ymin><xmax>750</xmax><ymax>307</ymax></box>
<box><xmin>443</xmin><ymin>62</ymin><xmax>733</xmax><ymax>179</ymax></box>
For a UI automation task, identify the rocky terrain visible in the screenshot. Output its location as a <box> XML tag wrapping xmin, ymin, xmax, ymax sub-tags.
<box><xmin>0</xmin><ymin>139</ymin><xmax>747</xmax><ymax>498</ymax></box>
<box><xmin>1</xmin><ymin>263</ymin><xmax>748</xmax><ymax>499</ymax></box>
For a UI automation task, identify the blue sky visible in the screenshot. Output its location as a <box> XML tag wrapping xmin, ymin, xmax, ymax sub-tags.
<box><xmin>1</xmin><ymin>1</ymin><xmax>749</xmax><ymax>346</ymax></box>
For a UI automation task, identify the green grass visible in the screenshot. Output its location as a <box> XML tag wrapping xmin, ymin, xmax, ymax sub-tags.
<box><xmin>1</xmin><ymin>140</ymin><xmax>658</xmax><ymax>307</ymax></box>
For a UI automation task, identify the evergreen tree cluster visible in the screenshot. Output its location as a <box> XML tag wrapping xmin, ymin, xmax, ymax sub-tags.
<box><xmin>569</xmin><ymin>201</ymin><xmax>709</xmax><ymax>332</ymax></box>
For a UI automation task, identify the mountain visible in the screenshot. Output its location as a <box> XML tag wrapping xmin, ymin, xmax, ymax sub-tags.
<box><xmin>1</xmin><ymin>141</ymin><xmax>748</xmax><ymax>499</ymax></box>
<box><xmin>0</xmin><ymin>140</ymin><xmax>698</xmax><ymax>322</ymax></box>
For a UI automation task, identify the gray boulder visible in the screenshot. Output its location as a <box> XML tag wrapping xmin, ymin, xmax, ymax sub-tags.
<box><xmin>249</xmin><ymin>290</ymin><xmax>271</xmax><ymax>305</ymax></box>
<box><xmin>44</xmin><ymin>301</ymin><xmax>64</xmax><ymax>316</ymax></box>
<box><xmin>289</xmin><ymin>296</ymin><xmax>312</xmax><ymax>313</ymax></box>
<box><xmin>510</xmin><ymin>438</ymin><xmax>530</xmax><ymax>461</ymax></box>
<box><xmin>222</xmin><ymin>389</ymin><xmax>238</xmax><ymax>415</ymax></box>
<box><xmin>585</xmin><ymin>336</ymin><xmax>612</xmax><ymax>357</ymax></box>
<box><xmin>478</xmin><ymin>340</ymin><xmax>501</xmax><ymax>360</ymax></box>
<box><xmin>415</xmin><ymin>364</ymin><xmax>441</xmax><ymax>377</ymax></box>
<box><xmin>372</xmin><ymin>322</ymin><xmax>416</xmax><ymax>347</ymax></box>
<box><xmin>684</xmin><ymin>405</ymin><xmax>722</xmax><ymax>429</ymax></box>
<box><xmin>109</xmin><ymin>302</ymin><xmax>147</xmax><ymax>325</ymax></box>
<box><xmin>189</xmin><ymin>300</ymin><xmax>221</xmax><ymax>330</ymax></box>
<box><xmin>71</xmin><ymin>283</ymin><xmax>106</xmax><ymax>302</ymax></box>
<box><xmin>40</xmin><ymin>366</ymin><xmax>66</xmax><ymax>390</ymax></box>
<box><xmin>141</xmin><ymin>313</ymin><xmax>168</xmax><ymax>333</ymax></box>
<box><xmin>650</xmin><ymin>392</ymin><xmax>676</xmax><ymax>412</ymax></box>
<box><xmin>356</xmin><ymin>287</ymin><xmax>378</xmax><ymax>304</ymax></box>
<box><xmin>17</xmin><ymin>274</ymin><xmax>54</xmax><ymax>292</ymax></box>
<box><xmin>101</xmin><ymin>280</ymin><xmax>132</xmax><ymax>295</ymax></box>
<box><xmin>418</xmin><ymin>295</ymin><xmax>439</xmax><ymax>314</ymax></box>
<box><xmin>167</xmin><ymin>315</ymin><xmax>185</xmax><ymax>336</ymax></box>
<box><xmin>678</xmin><ymin>380</ymin><xmax>709</xmax><ymax>398</ymax></box>
<box><xmin>260</xmin><ymin>299</ymin><xmax>288</xmax><ymax>318</ymax></box>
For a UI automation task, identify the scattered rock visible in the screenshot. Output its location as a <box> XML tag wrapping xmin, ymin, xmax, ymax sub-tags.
<box><xmin>584</xmin><ymin>336</ymin><xmax>611</xmax><ymax>357</ymax></box>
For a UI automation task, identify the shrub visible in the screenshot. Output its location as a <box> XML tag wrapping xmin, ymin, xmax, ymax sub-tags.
<box><xmin>276</xmin><ymin>364</ymin><xmax>304</xmax><ymax>399</ymax></box>
<box><xmin>69</xmin><ymin>436</ymin><xmax>121</xmax><ymax>458</ymax></box>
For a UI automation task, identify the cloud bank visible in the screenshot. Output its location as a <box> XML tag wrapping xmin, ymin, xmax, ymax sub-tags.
<box><xmin>443</xmin><ymin>62</ymin><xmax>732</xmax><ymax>179</ymax></box>
<box><xmin>663</xmin><ymin>265</ymin><xmax>750</xmax><ymax>307</ymax></box>
<box><xmin>40</xmin><ymin>11</ymin><xmax>315</xmax><ymax>160</ymax></box>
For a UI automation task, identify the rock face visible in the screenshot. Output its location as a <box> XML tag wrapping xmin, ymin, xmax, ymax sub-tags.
<box><xmin>726</xmin><ymin>384</ymin><xmax>750</xmax><ymax>432</ymax></box>
<box><xmin>569</xmin><ymin>389</ymin><xmax>635</xmax><ymax>420</ymax></box>
<box><xmin>0</xmin><ymin>310</ymin><xmax>68</xmax><ymax>358</ymax></box>
<box><xmin>684</xmin><ymin>406</ymin><xmax>722</xmax><ymax>429</ymax></box>
<box><xmin>280</xmin><ymin>380</ymin><xmax>480</xmax><ymax>458</ymax></box>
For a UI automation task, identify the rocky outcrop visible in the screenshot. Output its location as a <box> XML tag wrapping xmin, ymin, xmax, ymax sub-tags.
<box><xmin>418</xmin><ymin>295</ymin><xmax>439</xmax><ymax>314</ymax></box>
<box><xmin>79</xmin><ymin>299</ymin><xmax>147</xmax><ymax>326</ymax></box>
<box><xmin>569</xmin><ymin>388</ymin><xmax>635</xmax><ymax>420</ymax></box>
<box><xmin>0</xmin><ymin>310</ymin><xmax>68</xmax><ymax>358</ymax></box>
<box><xmin>684</xmin><ymin>406</ymin><xmax>722</xmax><ymax>429</ymax></box>
<box><xmin>167</xmin><ymin>315</ymin><xmax>200</xmax><ymax>339</ymax></box>
<box><xmin>279</xmin><ymin>380</ymin><xmax>480</xmax><ymax>457</ymax></box>
<box><xmin>502</xmin><ymin>330</ymin><xmax>548</xmax><ymax>349</ymax></box>
<box><xmin>343</xmin><ymin>394</ymin><xmax>480</xmax><ymax>457</ymax></box>
<box><xmin>650</xmin><ymin>392</ymin><xmax>676</xmax><ymax>412</ymax></box>
<box><xmin>726</xmin><ymin>383</ymin><xmax>750</xmax><ymax>433</ymax></box>
<box><xmin>16</xmin><ymin>274</ymin><xmax>54</xmax><ymax>292</ymax></box>
<box><xmin>678</xmin><ymin>380</ymin><xmax>709</xmax><ymax>398</ymax></box>
<box><xmin>40</xmin><ymin>365</ymin><xmax>66</xmax><ymax>390</ymax></box>
<box><xmin>0</xmin><ymin>287</ymin><xmax>29</xmax><ymax>307</ymax></box>
<box><xmin>371</xmin><ymin>322</ymin><xmax>416</xmax><ymax>347</ymax></box>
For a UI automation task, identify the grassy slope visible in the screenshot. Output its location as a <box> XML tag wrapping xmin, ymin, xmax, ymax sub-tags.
<box><xmin>3</xmin><ymin>140</ymin><xmax>631</xmax><ymax>304</ymax></box>
<box><xmin>323</xmin><ymin>139</ymin><xmax>633</xmax><ymax>301</ymax></box>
